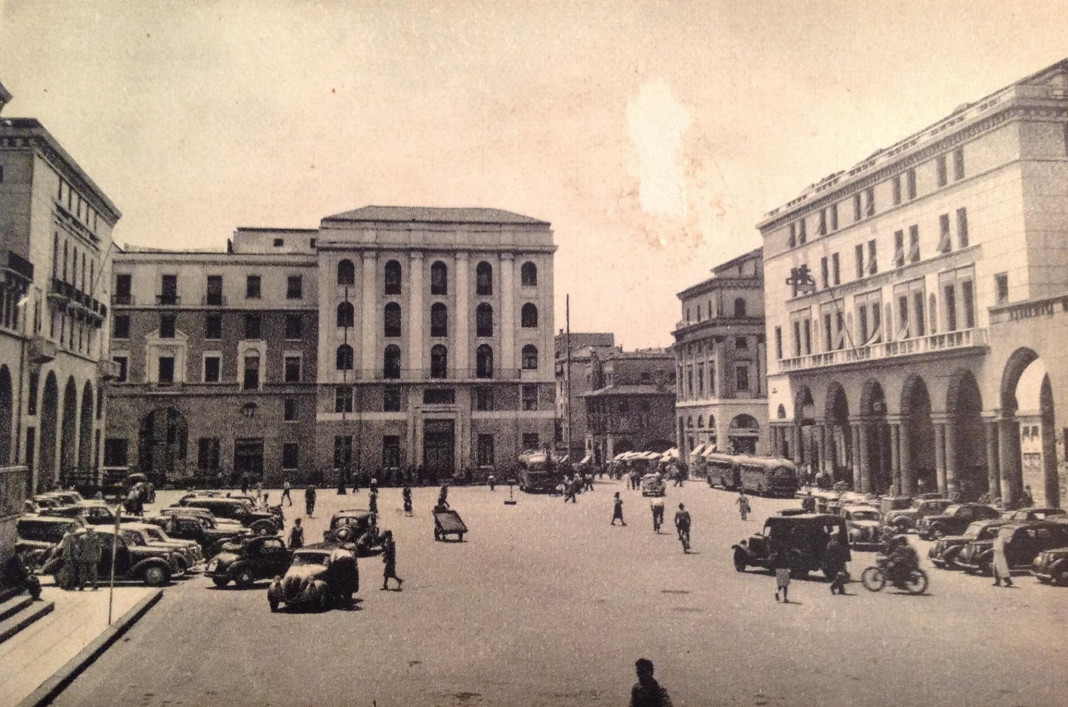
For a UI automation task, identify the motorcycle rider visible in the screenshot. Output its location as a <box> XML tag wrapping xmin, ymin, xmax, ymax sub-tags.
<box><xmin>885</xmin><ymin>534</ymin><xmax>920</xmax><ymax>585</ymax></box>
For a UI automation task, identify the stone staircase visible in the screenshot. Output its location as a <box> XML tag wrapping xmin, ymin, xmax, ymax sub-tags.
<box><xmin>0</xmin><ymin>586</ymin><xmax>54</xmax><ymax>645</ymax></box>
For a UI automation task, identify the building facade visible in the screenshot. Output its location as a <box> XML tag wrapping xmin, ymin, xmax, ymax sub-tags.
<box><xmin>672</xmin><ymin>248</ymin><xmax>768</xmax><ymax>457</ymax></box>
<box><xmin>554</xmin><ymin>331</ymin><xmax>615</xmax><ymax>459</ymax></box>
<box><xmin>760</xmin><ymin>60</ymin><xmax>1068</xmax><ymax>507</ymax></box>
<box><xmin>0</xmin><ymin>97</ymin><xmax>121</xmax><ymax>495</ymax></box>
<box><xmin>583</xmin><ymin>349</ymin><xmax>676</xmax><ymax>466</ymax></box>
<box><xmin>106</xmin><ymin>206</ymin><xmax>556</xmax><ymax>484</ymax></box>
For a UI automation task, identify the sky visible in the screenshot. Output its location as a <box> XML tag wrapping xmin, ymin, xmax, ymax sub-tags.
<box><xmin>1</xmin><ymin>1</ymin><xmax>1067</xmax><ymax>349</ymax></box>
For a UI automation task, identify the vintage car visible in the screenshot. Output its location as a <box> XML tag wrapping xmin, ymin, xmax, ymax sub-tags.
<box><xmin>640</xmin><ymin>473</ymin><xmax>666</xmax><ymax>497</ymax></box>
<box><xmin>204</xmin><ymin>535</ymin><xmax>292</xmax><ymax>588</ymax></box>
<box><xmin>175</xmin><ymin>497</ymin><xmax>283</xmax><ymax>535</ymax></box>
<box><xmin>145</xmin><ymin>513</ymin><xmax>247</xmax><ymax>557</ymax></box>
<box><xmin>322</xmin><ymin>509</ymin><xmax>384</xmax><ymax>556</ymax></box>
<box><xmin>79</xmin><ymin>501</ymin><xmax>142</xmax><ymax>526</ymax></box>
<box><xmin>267</xmin><ymin>543</ymin><xmax>359</xmax><ymax>612</ymax></box>
<box><xmin>30</xmin><ymin>492</ymin><xmax>84</xmax><ymax>518</ymax></box>
<box><xmin>41</xmin><ymin>527</ymin><xmax>173</xmax><ymax>586</ymax></box>
<box><xmin>1032</xmin><ymin>545</ymin><xmax>1068</xmax><ymax>584</ymax></box>
<box><xmin>841</xmin><ymin>506</ymin><xmax>883</xmax><ymax>548</ymax></box>
<box><xmin>917</xmin><ymin>503</ymin><xmax>1001</xmax><ymax>540</ymax></box>
<box><xmin>159</xmin><ymin>506</ymin><xmax>248</xmax><ymax>534</ymax></box>
<box><xmin>122</xmin><ymin>522</ymin><xmax>204</xmax><ymax>569</ymax></box>
<box><xmin>732</xmin><ymin>513</ymin><xmax>851</xmax><ymax>579</ymax></box>
<box><xmin>957</xmin><ymin>521</ymin><xmax>1068</xmax><ymax>576</ymax></box>
<box><xmin>1002</xmin><ymin>507</ymin><xmax>1066</xmax><ymax>522</ymax></box>
<box><xmin>518</xmin><ymin>469</ymin><xmax>559</xmax><ymax>494</ymax></box>
<box><xmin>884</xmin><ymin>498</ymin><xmax>953</xmax><ymax>533</ymax></box>
<box><xmin>15</xmin><ymin>515</ymin><xmax>86</xmax><ymax>568</ymax></box>
<box><xmin>928</xmin><ymin>519</ymin><xmax>1006</xmax><ymax>569</ymax></box>
<box><xmin>113</xmin><ymin>526</ymin><xmax>187</xmax><ymax>576</ymax></box>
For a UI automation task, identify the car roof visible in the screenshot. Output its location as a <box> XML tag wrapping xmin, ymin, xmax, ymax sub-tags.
<box><xmin>18</xmin><ymin>514</ymin><xmax>82</xmax><ymax>525</ymax></box>
<box><xmin>765</xmin><ymin>513</ymin><xmax>842</xmax><ymax>525</ymax></box>
<box><xmin>335</xmin><ymin>509</ymin><xmax>373</xmax><ymax>516</ymax></box>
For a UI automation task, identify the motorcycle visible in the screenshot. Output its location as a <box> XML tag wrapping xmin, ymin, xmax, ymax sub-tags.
<box><xmin>861</xmin><ymin>555</ymin><xmax>929</xmax><ymax>595</ymax></box>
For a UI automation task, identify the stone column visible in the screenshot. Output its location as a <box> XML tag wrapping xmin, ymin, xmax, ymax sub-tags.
<box><xmin>858</xmin><ymin>422</ymin><xmax>871</xmax><ymax>494</ymax></box>
<box><xmin>899</xmin><ymin>421</ymin><xmax>914</xmax><ymax>495</ymax></box>
<box><xmin>889</xmin><ymin>422</ymin><xmax>902</xmax><ymax>495</ymax></box>
<box><xmin>934</xmin><ymin>423</ymin><xmax>947</xmax><ymax>497</ymax></box>
<box><xmin>823</xmin><ymin>424</ymin><xmax>836</xmax><ymax>475</ymax></box>
<box><xmin>454</xmin><ymin>252</ymin><xmax>469</xmax><ymax>375</ymax></box>
<box><xmin>408</xmin><ymin>251</ymin><xmax>424</xmax><ymax>376</ymax></box>
<box><xmin>500</xmin><ymin>253</ymin><xmax>515</xmax><ymax>374</ymax></box>
<box><xmin>998</xmin><ymin>416</ymin><xmax>1021</xmax><ymax>507</ymax></box>
<box><xmin>851</xmin><ymin>423</ymin><xmax>861</xmax><ymax>490</ymax></box>
<box><xmin>816</xmin><ymin>424</ymin><xmax>827</xmax><ymax>474</ymax></box>
<box><xmin>984</xmin><ymin>419</ymin><xmax>1000</xmax><ymax>500</ymax></box>
<box><xmin>360</xmin><ymin>251</ymin><xmax>377</xmax><ymax>374</ymax></box>
<box><xmin>791</xmin><ymin>424</ymin><xmax>802</xmax><ymax>465</ymax></box>
<box><xmin>944</xmin><ymin>416</ymin><xmax>959</xmax><ymax>500</ymax></box>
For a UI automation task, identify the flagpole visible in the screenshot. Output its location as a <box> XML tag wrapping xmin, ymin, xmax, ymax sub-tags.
<box><xmin>565</xmin><ymin>294</ymin><xmax>572</xmax><ymax>461</ymax></box>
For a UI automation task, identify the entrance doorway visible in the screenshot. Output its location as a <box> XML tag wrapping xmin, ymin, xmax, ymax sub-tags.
<box><xmin>234</xmin><ymin>438</ymin><xmax>265</xmax><ymax>481</ymax></box>
<box><xmin>423</xmin><ymin>419</ymin><xmax>455</xmax><ymax>477</ymax></box>
<box><xmin>138</xmin><ymin>408</ymin><xmax>188</xmax><ymax>484</ymax></box>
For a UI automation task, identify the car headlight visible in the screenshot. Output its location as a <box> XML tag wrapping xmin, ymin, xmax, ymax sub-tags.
<box><xmin>207</xmin><ymin>560</ymin><xmax>218</xmax><ymax>571</ymax></box>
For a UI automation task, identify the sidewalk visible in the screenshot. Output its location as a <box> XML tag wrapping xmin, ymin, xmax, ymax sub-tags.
<box><xmin>0</xmin><ymin>578</ymin><xmax>162</xmax><ymax>707</ymax></box>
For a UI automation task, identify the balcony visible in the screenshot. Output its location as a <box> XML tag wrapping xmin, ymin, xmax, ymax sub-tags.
<box><xmin>336</xmin><ymin>368</ymin><xmax>524</xmax><ymax>382</ymax></box>
<box><xmin>156</xmin><ymin>294</ymin><xmax>181</xmax><ymax>306</ymax></box>
<box><xmin>97</xmin><ymin>359</ymin><xmax>122</xmax><ymax>380</ymax></box>
<box><xmin>28</xmin><ymin>336</ymin><xmax>58</xmax><ymax>364</ymax></box>
<box><xmin>1</xmin><ymin>250</ymin><xmax>34</xmax><ymax>285</ymax></box>
<box><xmin>778</xmin><ymin>327</ymin><xmax>989</xmax><ymax>373</ymax></box>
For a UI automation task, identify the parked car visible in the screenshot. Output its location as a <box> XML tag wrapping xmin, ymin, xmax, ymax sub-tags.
<box><xmin>640</xmin><ymin>473</ymin><xmax>666</xmax><ymax>497</ymax></box>
<box><xmin>79</xmin><ymin>501</ymin><xmax>141</xmax><ymax>526</ymax></box>
<box><xmin>1002</xmin><ymin>507</ymin><xmax>1066</xmax><ymax>522</ymax></box>
<box><xmin>145</xmin><ymin>513</ymin><xmax>247</xmax><ymax>558</ymax></box>
<box><xmin>204</xmin><ymin>535</ymin><xmax>292</xmax><ymax>588</ymax></box>
<box><xmin>41</xmin><ymin>527</ymin><xmax>173</xmax><ymax>586</ymax></box>
<box><xmin>884</xmin><ymin>498</ymin><xmax>953</xmax><ymax>533</ymax></box>
<box><xmin>841</xmin><ymin>506</ymin><xmax>883</xmax><ymax>548</ymax></box>
<box><xmin>928</xmin><ymin>519</ymin><xmax>1006</xmax><ymax>569</ymax></box>
<box><xmin>267</xmin><ymin>543</ymin><xmax>359</xmax><ymax>612</ymax></box>
<box><xmin>30</xmin><ymin>492</ymin><xmax>84</xmax><ymax>518</ymax></box>
<box><xmin>917</xmin><ymin>503</ymin><xmax>1001</xmax><ymax>540</ymax></box>
<box><xmin>732</xmin><ymin>513</ymin><xmax>851</xmax><ymax>579</ymax></box>
<box><xmin>15</xmin><ymin>515</ymin><xmax>86</xmax><ymax>569</ymax></box>
<box><xmin>123</xmin><ymin>522</ymin><xmax>203</xmax><ymax>569</ymax></box>
<box><xmin>176</xmin><ymin>497</ymin><xmax>282</xmax><ymax>535</ymax></box>
<box><xmin>323</xmin><ymin>510</ymin><xmax>384</xmax><ymax>556</ymax></box>
<box><xmin>159</xmin><ymin>506</ymin><xmax>248</xmax><ymax>534</ymax></box>
<box><xmin>1032</xmin><ymin>545</ymin><xmax>1068</xmax><ymax>585</ymax></box>
<box><xmin>956</xmin><ymin>521</ymin><xmax>1068</xmax><ymax>576</ymax></box>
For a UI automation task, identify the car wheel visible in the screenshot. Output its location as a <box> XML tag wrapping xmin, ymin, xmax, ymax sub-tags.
<box><xmin>143</xmin><ymin>566</ymin><xmax>168</xmax><ymax>587</ymax></box>
<box><xmin>251</xmin><ymin>521</ymin><xmax>273</xmax><ymax>536</ymax></box>
<box><xmin>212</xmin><ymin>576</ymin><xmax>230</xmax><ymax>588</ymax></box>
<box><xmin>317</xmin><ymin>587</ymin><xmax>331</xmax><ymax>612</ymax></box>
<box><xmin>978</xmin><ymin>559</ymin><xmax>992</xmax><ymax>577</ymax></box>
<box><xmin>1054</xmin><ymin>568</ymin><xmax>1068</xmax><ymax>586</ymax></box>
<box><xmin>931</xmin><ymin>525</ymin><xmax>946</xmax><ymax>540</ymax></box>
<box><xmin>235</xmin><ymin>569</ymin><xmax>254</xmax><ymax>587</ymax></box>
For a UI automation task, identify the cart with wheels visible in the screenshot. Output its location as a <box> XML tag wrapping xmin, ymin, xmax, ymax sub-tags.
<box><xmin>433</xmin><ymin>509</ymin><xmax>468</xmax><ymax>542</ymax></box>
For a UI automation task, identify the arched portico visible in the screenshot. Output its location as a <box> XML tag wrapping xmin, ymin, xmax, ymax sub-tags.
<box><xmin>857</xmin><ymin>379</ymin><xmax>890</xmax><ymax>494</ymax></box>
<box><xmin>900</xmin><ymin>375</ymin><xmax>935</xmax><ymax>495</ymax></box>
<box><xmin>0</xmin><ymin>365</ymin><xmax>12</xmax><ymax>465</ymax></box>
<box><xmin>37</xmin><ymin>372</ymin><xmax>59</xmax><ymax>491</ymax></box>
<box><xmin>822</xmin><ymin>382</ymin><xmax>852</xmax><ymax>483</ymax></box>
<box><xmin>1000</xmin><ymin>348</ymin><xmax>1060</xmax><ymax>507</ymax></box>
<box><xmin>945</xmin><ymin>369</ymin><xmax>986</xmax><ymax>501</ymax></box>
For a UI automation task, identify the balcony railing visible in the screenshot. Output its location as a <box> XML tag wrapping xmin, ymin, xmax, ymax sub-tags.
<box><xmin>156</xmin><ymin>294</ymin><xmax>181</xmax><ymax>306</ymax></box>
<box><xmin>3</xmin><ymin>250</ymin><xmax>34</xmax><ymax>283</ymax></box>
<box><xmin>334</xmin><ymin>368</ymin><xmax>525</xmax><ymax>381</ymax></box>
<box><xmin>778</xmin><ymin>327</ymin><xmax>988</xmax><ymax>373</ymax></box>
<box><xmin>112</xmin><ymin>293</ymin><xmax>133</xmax><ymax>305</ymax></box>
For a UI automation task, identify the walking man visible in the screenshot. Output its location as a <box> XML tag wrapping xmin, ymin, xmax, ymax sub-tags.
<box><xmin>674</xmin><ymin>503</ymin><xmax>691</xmax><ymax>552</ymax></box>
<box><xmin>611</xmin><ymin>492</ymin><xmax>626</xmax><ymax>526</ymax></box>
<box><xmin>281</xmin><ymin>479</ymin><xmax>293</xmax><ymax>507</ymax></box>
<box><xmin>629</xmin><ymin>658</ymin><xmax>672</xmax><ymax>707</ymax></box>
<box><xmin>402</xmin><ymin>484</ymin><xmax>413</xmax><ymax>516</ymax></box>
<box><xmin>369</xmin><ymin>488</ymin><xmax>379</xmax><ymax>516</ymax></box>
<box><xmin>564</xmin><ymin>476</ymin><xmax>578</xmax><ymax>503</ymax></box>
<box><xmin>826</xmin><ymin>534</ymin><xmax>849</xmax><ymax>595</ymax></box>
<box><xmin>381</xmin><ymin>531</ymin><xmax>403</xmax><ymax>590</ymax></box>
<box><xmin>736</xmin><ymin>491</ymin><xmax>750</xmax><ymax>521</ymax></box>
<box><xmin>288</xmin><ymin>518</ymin><xmax>304</xmax><ymax>550</ymax></box>
<box><xmin>992</xmin><ymin>525</ymin><xmax>1013</xmax><ymax>587</ymax></box>
<box><xmin>488</xmin><ymin>473</ymin><xmax>496</xmax><ymax>492</ymax></box>
<box><xmin>304</xmin><ymin>483</ymin><xmax>317</xmax><ymax>517</ymax></box>
<box><xmin>80</xmin><ymin>526</ymin><xmax>102</xmax><ymax>591</ymax></box>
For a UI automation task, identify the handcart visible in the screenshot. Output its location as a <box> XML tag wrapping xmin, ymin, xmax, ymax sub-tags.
<box><xmin>433</xmin><ymin>509</ymin><xmax>467</xmax><ymax>542</ymax></box>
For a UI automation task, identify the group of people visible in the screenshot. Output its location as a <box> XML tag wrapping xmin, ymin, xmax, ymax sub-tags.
<box><xmin>53</xmin><ymin>526</ymin><xmax>103</xmax><ymax>591</ymax></box>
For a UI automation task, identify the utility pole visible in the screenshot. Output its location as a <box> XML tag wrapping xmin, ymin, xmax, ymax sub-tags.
<box><xmin>565</xmin><ymin>294</ymin><xmax>572</xmax><ymax>460</ymax></box>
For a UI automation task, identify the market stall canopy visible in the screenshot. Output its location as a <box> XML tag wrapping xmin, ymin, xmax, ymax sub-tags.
<box><xmin>689</xmin><ymin>443</ymin><xmax>708</xmax><ymax>457</ymax></box>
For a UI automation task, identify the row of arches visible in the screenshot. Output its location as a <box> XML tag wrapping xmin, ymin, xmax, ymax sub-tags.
<box><xmin>335</xmin><ymin>343</ymin><xmax>541</xmax><ymax>377</ymax></box>
<box><xmin>679</xmin><ymin>413</ymin><xmax>761</xmax><ymax>455</ymax></box>
<box><xmin>334</xmin><ymin>301</ymin><xmax>539</xmax><ymax>334</ymax></box>
<box><xmin>335</xmin><ymin>259</ymin><xmax>540</xmax><ymax>293</ymax></box>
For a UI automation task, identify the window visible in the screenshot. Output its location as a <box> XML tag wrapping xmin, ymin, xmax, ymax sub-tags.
<box><xmin>893</xmin><ymin>230</ymin><xmax>905</xmax><ymax>267</ymax></box>
<box><xmin>160</xmin><ymin>274</ymin><xmax>178</xmax><ymax>305</ymax></box>
<box><xmin>336</xmin><ymin>344</ymin><xmax>353</xmax><ymax>371</ymax></box>
<box><xmin>113</xmin><ymin>315</ymin><xmax>130</xmax><ymax>339</ymax></box>
<box><xmin>284</xmin><ymin>355</ymin><xmax>301</xmax><ymax>383</ymax></box>
<box><xmin>953</xmin><ymin>147</ymin><xmax>965</xmax><ymax>180</ymax></box>
<box><xmin>521</xmin><ymin>303</ymin><xmax>538</xmax><ymax>328</ymax></box>
<box><xmin>382</xmin><ymin>436</ymin><xmax>401</xmax><ymax>469</ymax></box>
<box><xmin>284</xmin><ymin>314</ymin><xmax>303</xmax><ymax>340</ymax></box>
<box><xmin>736</xmin><ymin>364</ymin><xmax>749</xmax><ymax>392</ymax></box>
<box><xmin>273</xmin><ymin>238</ymin><xmax>284</xmax><ymax>247</ymax></box>
<box><xmin>194</xmin><ymin>438</ymin><xmax>219</xmax><ymax>472</ymax></box>
<box><xmin>864</xmin><ymin>187</ymin><xmax>875</xmax><ymax>217</ymax></box>
<box><xmin>788</xmin><ymin>223</ymin><xmax>796</xmax><ymax>248</ymax></box>
<box><xmin>158</xmin><ymin>356</ymin><xmax>175</xmax><ymax>384</ymax></box>
<box><xmin>774</xmin><ymin>327</ymin><xmax>783</xmax><ymax>360</ymax></box>
<box><xmin>892</xmin><ymin>175</ymin><xmax>902</xmax><ymax>205</ymax></box>
<box><xmin>334</xmin><ymin>435</ymin><xmax>352</xmax><ymax>470</ymax></box>
<box><xmin>335</xmin><ymin>386</ymin><xmax>353</xmax><ymax>412</ymax></box>
<box><xmin>384</xmin><ymin>260</ymin><xmax>401</xmax><ymax>295</ymax></box>
<box><xmin>521</xmin><ymin>345</ymin><xmax>539</xmax><ymax>370</ymax></box>
<box><xmin>283</xmin><ymin>398</ymin><xmax>298</xmax><ymax>421</ymax></box>
<box><xmin>476</xmin><ymin>344</ymin><xmax>494</xmax><ymax>378</ymax></box>
<box><xmin>246</xmin><ymin>275</ymin><xmax>261</xmax><ymax>299</ymax></box>
<box><xmin>282</xmin><ymin>443</ymin><xmax>299</xmax><ymax>470</ymax></box>
<box><xmin>734</xmin><ymin>298</ymin><xmax>747</xmax><ymax>317</ymax></box>
<box><xmin>995</xmin><ymin>273</ymin><xmax>1009</xmax><ymax>305</ymax></box>
<box><xmin>114</xmin><ymin>273</ymin><xmax>132</xmax><ymax>304</ymax></box>
<box><xmin>113</xmin><ymin>356</ymin><xmax>128</xmax><ymax>383</ymax></box>
<box><xmin>830</xmin><ymin>203</ymin><xmax>838</xmax><ymax>231</ymax></box>
<box><xmin>908</xmin><ymin>226</ymin><xmax>920</xmax><ymax>263</ymax></box>
<box><xmin>944</xmin><ymin>283</ymin><xmax>958</xmax><ymax>331</ymax></box>
<box><xmin>476</xmin><ymin>262</ymin><xmax>493</xmax><ymax>295</ymax></box>
<box><xmin>820</xmin><ymin>257</ymin><xmax>829</xmax><ymax>289</ymax></box>
<box><xmin>383</xmin><ymin>345</ymin><xmax>401</xmax><ymax>379</ymax></box>
<box><xmin>476</xmin><ymin>303</ymin><xmax>493</xmax><ymax>337</ymax></box>
<box><xmin>696</xmin><ymin>364</ymin><xmax>704</xmax><ymax>396</ymax></box>
<box><xmin>99</xmin><ymin>438</ymin><xmax>128</xmax><ymax>468</ymax></box>
<box><xmin>477</xmin><ymin>435</ymin><xmax>495</xmax><ymax>466</ymax></box>
<box><xmin>906</xmin><ymin>168</ymin><xmax>917</xmax><ymax>200</ymax></box>
<box><xmin>956</xmin><ymin>208</ymin><xmax>969</xmax><ymax>248</ymax></box>
<box><xmin>424</xmin><ymin>389</ymin><xmax>455</xmax><ymax>404</ymax></box>
<box><xmin>286</xmin><ymin>275</ymin><xmax>303</xmax><ymax>300</ymax></box>
<box><xmin>867</xmin><ymin>239</ymin><xmax>877</xmax><ymax>275</ymax></box>
<box><xmin>936</xmin><ymin>154</ymin><xmax>948</xmax><ymax>187</ymax></box>
<box><xmin>521</xmin><ymin>262</ymin><xmax>537</xmax><ymax>286</ymax></box>
<box><xmin>817</xmin><ymin>208</ymin><xmax>827</xmax><ymax>236</ymax></box>
<box><xmin>206</xmin><ymin>314</ymin><xmax>222</xmax><ymax>340</ymax></box>
<box><xmin>430</xmin><ymin>261</ymin><xmax>448</xmax><ymax>295</ymax></box>
<box><xmin>831</xmin><ymin>253</ymin><xmax>840</xmax><ymax>285</ymax></box>
<box><xmin>337</xmin><ymin>301</ymin><xmax>354</xmax><ymax>328</ymax></box>
<box><xmin>797</xmin><ymin>218</ymin><xmax>807</xmax><ymax>245</ymax></box>
<box><xmin>475</xmin><ymin>387</ymin><xmax>494</xmax><ymax>411</ymax></box>
<box><xmin>855</xmin><ymin>244</ymin><xmax>864</xmax><ymax>279</ymax></box>
<box><xmin>430</xmin><ymin>303</ymin><xmax>448</xmax><ymax>337</ymax></box>
<box><xmin>522</xmin><ymin>433</ymin><xmax>540</xmax><ymax>450</ymax></box>
<box><xmin>856</xmin><ymin>290</ymin><xmax>883</xmax><ymax>345</ymax></box>
<box><xmin>735</xmin><ymin>337</ymin><xmax>748</xmax><ymax>350</ymax></box>
<box><xmin>522</xmin><ymin>384</ymin><xmax>538</xmax><ymax>410</ymax></box>
<box><xmin>206</xmin><ymin>275</ymin><xmax>223</xmax><ymax>305</ymax></box>
<box><xmin>961</xmin><ymin>280</ymin><xmax>975</xmax><ymax>329</ymax></box>
<box><xmin>430</xmin><ymin>345</ymin><xmax>448</xmax><ymax>378</ymax></box>
<box><xmin>383</xmin><ymin>388</ymin><xmax>401</xmax><ymax>412</ymax></box>
<box><xmin>852</xmin><ymin>193</ymin><xmax>862</xmax><ymax>222</ymax></box>
<box><xmin>160</xmin><ymin>314</ymin><xmax>176</xmax><ymax>338</ymax></box>
<box><xmin>243</xmin><ymin>355</ymin><xmax>260</xmax><ymax>390</ymax></box>
<box><xmin>203</xmin><ymin>356</ymin><xmax>221</xmax><ymax>383</ymax></box>
<box><xmin>243</xmin><ymin>313</ymin><xmax>261</xmax><ymax>340</ymax></box>
<box><xmin>938</xmin><ymin>214</ymin><xmax>952</xmax><ymax>253</ymax></box>
<box><xmin>384</xmin><ymin>303</ymin><xmax>401</xmax><ymax>337</ymax></box>
<box><xmin>337</xmin><ymin>259</ymin><xmax>355</xmax><ymax>286</ymax></box>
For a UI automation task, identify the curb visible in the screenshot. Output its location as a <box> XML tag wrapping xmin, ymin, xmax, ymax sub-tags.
<box><xmin>18</xmin><ymin>589</ymin><xmax>164</xmax><ymax>707</ymax></box>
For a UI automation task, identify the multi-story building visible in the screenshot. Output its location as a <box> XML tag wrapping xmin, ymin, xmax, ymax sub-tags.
<box><xmin>583</xmin><ymin>348</ymin><xmax>676</xmax><ymax>466</ymax></box>
<box><xmin>760</xmin><ymin>59</ymin><xmax>1068</xmax><ymax>507</ymax></box>
<box><xmin>554</xmin><ymin>331</ymin><xmax>615</xmax><ymax>459</ymax></box>
<box><xmin>672</xmin><ymin>248</ymin><xmax>767</xmax><ymax>457</ymax></box>
<box><xmin>0</xmin><ymin>92</ymin><xmax>121</xmax><ymax>496</ymax></box>
<box><xmin>106</xmin><ymin>206</ymin><xmax>556</xmax><ymax>483</ymax></box>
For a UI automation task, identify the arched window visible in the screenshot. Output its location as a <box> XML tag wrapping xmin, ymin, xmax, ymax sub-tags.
<box><xmin>430</xmin><ymin>261</ymin><xmax>448</xmax><ymax>295</ymax></box>
<box><xmin>336</xmin><ymin>301</ymin><xmax>354</xmax><ymax>328</ymax></box>
<box><xmin>430</xmin><ymin>303</ymin><xmax>448</xmax><ymax>337</ymax></box>
<box><xmin>476</xmin><ymin>261</ymin><xmax>493</xmax><ymax>296</ymax></box>
<box><xmin>384</xmin><ymin>303</ymin><xmax>401</xmax><ymax>337</ymax></box>
<box><xmin>337</xmin><ymin>259</ymin><xmax>355</xmax><ymax>286</ymax></box>
<box><xmin>521</xmin><ymin>261</ymin><xmax>537</xmax><ymax>287</ymax></box>
<box><xmin>734</xmin><ymin>298</ymin><xmax>747</xmax><ymax>317</ymax></box>
<box><xmin>521</xmin><ymin>303</ymin><xmax>538</xmax><ymax>328</ymax></box>
<box><xmin>430</xmin><ymin>345</ymin><xmax>448</xmax><ymax>378</ymax></box>
<box><xmin>521</xmin><ymin>345</ymin><xmax>538</xmax><ymax>370</ymax></box>
<box><xmin>476</xmin><ymin>303</ymin><xmax>493</xmax><ymax>337</ymax></box>
<box><xmin>687</xmin><ymin>415</ymin><xmax>693</xmax><ymax>428</ymax></box>
<box><xmin>383</xmin><ymin>345</ymin><xmax>401</xmax><ymax>379</ymax></box>
<box><xmin>476</xmin><ymin>344</ymin><xmax>494</xmax><ymax>378</ymax></box>
<box><xmin>697</xmin><ymin>415</ymin><xmax>704</xmax><ymax>428</ymax></box>
<box><xmin>336</xmin><ymin>344</ymin><xmax>353</xmax><ymax>371</ymax></box>
<box><xmin>384</xmin><ymin>260</ymin><xmax>402</xmax><ymax>295</ymax></box>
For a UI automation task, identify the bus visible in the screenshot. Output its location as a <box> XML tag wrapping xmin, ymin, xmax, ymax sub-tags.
<box><xmin>716</xmin><ymin>455</ymin><xmax>799</xmax><ymax>497</ymax></box>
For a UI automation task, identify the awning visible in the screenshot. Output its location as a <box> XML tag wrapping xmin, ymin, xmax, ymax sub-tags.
<box><xmin>660</xmin><ymin>448</ymin><xmax>680</xmax><ymax>461</ymax></box>
<box><xmin>701</xmin><ymin>445</ymin><xmax>720</xmax><ymax>458</ymax></box>
<box><xmin>579</xmin><ymin>454</ymin><xmax>592</xmax><ymax>465</ymax></box>
<box><xmin>689</xmin><ymin>443</ymin><xmax>708</xmax><ymax>457</ymax></box>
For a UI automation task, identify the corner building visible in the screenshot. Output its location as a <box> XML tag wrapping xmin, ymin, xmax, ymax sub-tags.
<box><xmin>760</xmin><ymin>60</ymin><xmax>1068</xmax><ymax>508</ymax></box>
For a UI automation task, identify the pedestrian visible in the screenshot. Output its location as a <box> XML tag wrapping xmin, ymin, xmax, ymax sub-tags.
<box><xmin>304</xmin><ymin>483</ymin><xmax>317</xmax><ymax>517</ymax></box>
<box><xmin>381</xmin><ymin>531</ymin><xmax>403</xmax><ymax>590</ymax></box>
<box><xmin>69</xmin><ymin>528</ymin><xmax>87</xmax><ymax>590</ymax></box>
<box><xmin>772</xmin><ymin>546</ymin><xmax>791</xmax><ymax>603</ymax></box>
<box><xmin>736</xmin><ymin>491</ymin><xmax>750</xmax><ymax>521</ymax></box>
<box><xmin>402</xmin><ymin>484</ymin><xmax>413</xmax><ymax>516</ymax></box>
<box><xmin>256</xmin><ymin>479</ymin><xmax>264</xmax><ymax>500</ymax></box>
<box><xmin>674</xmin><ymin>503</ymin><xmax>691</xmax><ymax>552</ymax></box>
<box><xmin>370</xmin><ymin>477</ymin><xmax>379</xmax><ymax>495</ymax></box>
<box><xmin>437</xmin><ymin>483</ymin><xmax>449</xmax><ymax>509</ymax></box>
<box><xmin>629</xmin><ymin>658</ymin><xmax>672</xmax><ymax>707</ymax></box>
<box><xmin>611</xmin><ymin>492</ymin><xmax>626</xmax><ymax>526</ymax></box>
<box><xmin>826</xmin><ymin>533</ymin><xmax>849</xmax><ymax>595</ymax></box>
<box><xmin>80</xmin><ymin>526</ymin><xmax>102</xmax><ymax>591</ymax></box>
<box><xmin>288</xmin><ymin>517</ymin><xmax>304</xmax><ymax>549</ymax></box>
<box><xmin>801</xmin><ymin>491</ymin><xmax>816</xmax><ymax>513</ymax></box>
<box><xmin>240</xmin><ymin>474</ymin><xmax>250</xmax><ymax>495</ymax></box>
<box><xmin>369</xmin><ymin>488</ymin><xmax>378</xmax><ymax>516</ymax></box>
<box><xmin>992</xmin><ymin>525</ymin><xmax>1013</xmax><ymax>587</ymax></box>
<box><xmin>650</xmin><ymin>497</ymin><xmax>665</xmax><ymax>533</ymax></box>
<box><xmin>260</xmin><ymin>493</ymin><xmax>270</xmax><ymax>510</ymax></box>
<box><xmin>1021</xmin><ymin>484</ymin><xmax>1034</xmax><ymax>507</ymax></box>
<box><xmin>281</xmin><ymin>479</ymin><xmax>293</xmax><ymax>507</ymax></box>
<box><xmin>673</xmin><ymin>467</ymin><xmax>684</xmax><ymax>488</ymax></box>
<box><xmin>564</xmin><ymin>476</ymin><xmax>577</xmax><ymax>503</ymax></box>
<box><xmin>488</xmin><ymin>473</ymin><xmax>496</xmax><ymax>492</ymax></box>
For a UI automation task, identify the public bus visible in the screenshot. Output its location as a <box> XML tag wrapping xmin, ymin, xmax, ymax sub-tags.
<box><xmin>715</xmin><ymin>455</ymin><xmax>799</xmax><ymax>497</ymax></box>
<box><xmin>517</xmin><ymin>450</ymin><xmax>559</xmax><ymax>494</ymax></box>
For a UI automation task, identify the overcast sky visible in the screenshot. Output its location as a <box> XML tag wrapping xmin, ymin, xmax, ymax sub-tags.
<box><xmin>2</xmin><ymin>1</ymin><xmax>1066</xmax><ymax>349</ymax></box>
